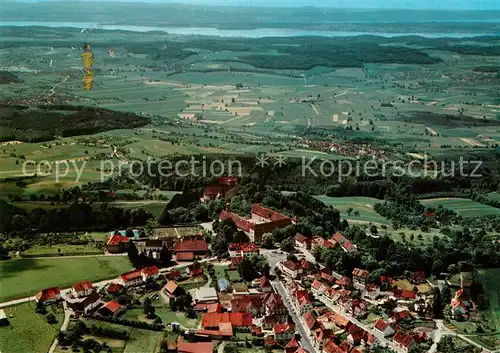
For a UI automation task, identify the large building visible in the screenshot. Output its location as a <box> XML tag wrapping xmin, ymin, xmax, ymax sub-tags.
<box><xmin>200</xmin><ymin>177</ymin><xmax>238</xmax><ymax>203</ymax></box>
<box><xmin>219</xmin><ymin>204</ymin><xmax>296</xmax><ymax>243</ymax></box>
<box><xmin>106</xmin><ymin>234</ymin><xmax>131</xmax><ymax>253</ymax></box>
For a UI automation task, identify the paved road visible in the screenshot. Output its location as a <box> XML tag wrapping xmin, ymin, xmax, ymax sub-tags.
<box><xmin>315</xmin><ymin>295</ymin><xmax>403</xmax><ymax>353</ymax></box>
<box><xmin>48</xmin><ymin>302</ymin><xmax>72</xmax><ymax>353</ymax></box>
<box><xmin>271</xmin><ymin>280</ymin><xmax>317</xmax><ymax>353</ymax></box>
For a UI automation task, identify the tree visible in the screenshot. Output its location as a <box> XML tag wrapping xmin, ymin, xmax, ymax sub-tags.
<box><xmin>280</xmin><ymin>237</ymin><xmax>295</xmax><ymax>253</ymax></box>
<box><xmin>261</xmin><ymin>233</ymin><xmax>274</xmax><ymax>249</ymax></box>
<box><xmin>127</xmin><ymin>242</ymin><xmax>139</xmax><ymax>267</ymax></box>
<box><xmin>193</xmin><ymin>204</ymin><xmax>208</xmax><ymax>221</ymax></box>
<box><xmin>441</xmin><ymin>285</ymin><xmax>452</xmax><ymax>306</ymax></box>
<box><xmin>11</xmin><ymin>214</ymin><xmax>29</xmax><ymax>231</ymax></box>
<box><xmin>238</xmin><ymin>257</ymin><xmax>256</xmax><ymax>281</ymax></box>
<box><xmin>160</xmin><ymin>245</ymin><xmax>172</xmax><ymax>265</ymax></box>
<box><xmin>143</xmin><ymin>297</ymin><xmax>155</xmax><ymax>318</ymax></box>
<box><xmin>476</xmin><ymin>294</ymin><xmax>489</xmax><ymax>310</ymax></box>
<box><xmin>46</xmin><ymin>313</ymin><xmax>57</xmax><ymax>324</ymax></box>
<box><xmin>347</xmin><ymin>207</ymin><xmax>353</xmax><ymax>216</ymax></box>
<box><xmin>234</xmin><ymin>231</ymin><xmax>250</xmax><ymax>243</ymax></box>
<box><xmin>125</xmin><ymin>228</ymin><xmax>135</xmax><ymax>238</ymax></box>
<box><xmin>370</xmin><ymin>224</ymin><xmax>378</xmax><ymax>235</ymax></box>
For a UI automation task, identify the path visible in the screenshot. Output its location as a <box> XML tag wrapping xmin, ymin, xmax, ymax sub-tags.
<box><xmin>48</xmin><ymin>301</ymin><xmax>72</xmax><ymax>353</ymax></box>
<box><xmin>49</xmin><ymin>75</ymin><xmax>69</xmax><ymax>96</ymax></box>
<box><xmin>311</xmin><ymin>104</ymin><xmax>319</xmax><ymax>115</ymax></box>
<box><xmin>218</xmin><ymin>341</ymin><xmax>226</xmax><ymax>353</ymax></box>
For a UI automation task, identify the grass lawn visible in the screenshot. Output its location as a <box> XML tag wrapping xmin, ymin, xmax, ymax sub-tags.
<box><xmin>22</xmin><ymin>243</ymin><xmax>103</xmax><ymax>256</ymax></box>
<box><xmin>214</xmin><ymin>265</ymin><xmax>229</xmax><ymax>280</ymax></box>
<box><xmin>227</xmin><ymin>270</ymin><xmax>242</xmax><ymax>282</ymax></box>
<box><xmin>314</xmin><ymin>195</ymin><xmax>389</xmax><ymax>224</ymax></box>
<box><xmin>420</xmin><ymin>198</ymin><xmax>500</xmax><ymax>217</ymax></box>
<box><xmin>385</xmin><ymin>227</ymin><xmax>444</xmax><ymax>246</ymax></box>
<box><xmin>0</xmin><ymin>256</ymin><xmax>132</xmax><ymax>301</ymax></box>
<box><xmin>123</xmin><ymin>328</ymin><xmax>161</xmax><ymax>353</ymax></box>
<box><xmin>393</xmin><ymin>279</ymin><xmax>432</xmax><ymax>294</ymax></box>
<box><xmin>0</xmin><ymin>302</ymin><xmax>63</xmax><ymax>353</ymax></box>
<box><xmin>476</xmin><ymin>268</ymin><xmax>500</xmax><ymax>333</ymax></box>
<box><xmin>155</xmin><ymin>307</ymin><xmax>201</xmax><ymax>329</ymax></box>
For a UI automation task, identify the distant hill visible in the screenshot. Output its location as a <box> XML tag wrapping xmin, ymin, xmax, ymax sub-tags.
<box><xmin>0</xmin><ymin>104</ymin><xmax>150</xmax><ymax>142</ymax></box>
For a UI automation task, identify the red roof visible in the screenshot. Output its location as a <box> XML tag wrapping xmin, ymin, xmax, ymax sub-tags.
<box><xmin>282</xmin><ymin>260</ymin><xmax>300</xmax><ymax>271</ymax></box>
<box><xmin>336</xmin><ymin>276</ymin><xmax>352</xmax><ymax>287</ymax></box>
<box><xmin>286</xmin><ymin>338</ymin><xmax>300</xmax><ymax>349</ymax></box>
<box><xmin>393</xmin><ymin>331</ymin><xmax>415</xmax><ymax>348</ymax></box>
<box><xmin>342</xmin><ymin>240</ymin><xmax>353</xmax><ymax>250</ymax></box>
<box><xmin>264</xmin><ymin>337</ymin><xmax>279</xmax><ymax>347</ymax></box>
<box><xmin>141</xmin><ymin>266</ymin><xmax>159</xmax><ymax>278</ymax></box>
<box><xmin>178</xmin><ymin>340</ymin><xmax>213</xmax><ymax>353</ymax></box>
<box><xmin>220</xmin><ymin>210</ymin><xmax>255</xmax><ymax>233</ymax></box>
<box><xmin>413</xmin><ymin>271</ymin><xmax>426</xmax><ymax>280</ymax></box>
<box><xmin>36</xmin><ymin>287</ymin><xmax>60</xmax><ymax>302</ymax></box>
<box><xmin>260</xmin><ymin>276</ymin><xmax>271</xmax><ymax>288</ymax></box>
<box><xmin>380</xmin><ymin>276</ymin><xmax>393</xmax><ymax>284</ymax></box>
<box><xmin>312</xmin><ymin>279</ymin><xmax>323</xmax><ymax>290</ymax></box>
<box><xmin>339</xmin><ymin>340</ymin><xmax>353</xmax><ymax>353</ymax></box>
<box><xmin>106</xmin><ymin>234</ymin><xmax>130</xmax><ymax>245</ymax></box>
<box><xmin>252</xmin><ymin>204</ymin><xmax>290</xmax><ymax>222</ymax></box>
<box><xmin>320</xmin><ymin>269</ymin><xmax>334</xmax><ymax>282</ymax></box>
<box><xmin>323</xmin><ymin>340</ymin><xmax>344</xmax><ymax>353</ymax></box>
<box><xmin>374</xmin><ymin>319</ymin><xmax>389</xmax><ymax>332</ymax></box>
<box><xmin>73</xmin><ymin>281</ymin><xmax>93</xmax><ymax>292</ymax></box>
<box><xmin>207</xmin><ymin>303</ymin><xmax>222</xmax><ymax>313</ymax></box>
<box><xmin>295</xmin><ymin>233</ymin><xmax>311</xmax><ymax>244</ymax></box>
<box><xmin>107</xmin><ymin>283</ymin><xmax>123</xmax><ymax>294</ymax></box>
<box><xmin>393</xmin><ymin>289</ymin><xmax>417</xmax><ymax>300</ymax></box>
<box><xmin>313</xmin><ymin>237</ymin><xmax>335</xmax><ymax>248</ymax></box>
<box><xmin>231</xmin><ymin>256</ymin><xmax>244</xmax><ymax>266</ymax></box>
<box><xmin>299</xmin><ymin>258</ymin><xmax>312</xmax><ymax>270</ymax></box>
<box><xmin>393</xmin><ymin>310</ymin><xmax>411</xmax><ymax>322</ymax></box>
<box><xmin>190</xmin><ymin>268</ymin><xmax>204</xmax><ymax>277</ymax></box>
<box><xmin>274</xmin><ymin>322</ymin><xmax>295</xmax><ymax>334</ymax></box>
<box><xmin>304</xmin><ymin>312</ymin><xmax>316</xmax><ymax>329</ymax></box>
<box><xmin>120</xmin><ymin>270</ymin><xmax>143</xmax><ymax>283</ymax></box>
<box><xmin>218</xmin><ymin>176</ymin><xmax>238</xmax><ymax>186</ymax></box>
<box><xmin>175</xmin><ymin>239</ymin><xmax>208</xmax><ymax>252</ymax></box>
<box><xmin>176</xmin><ymin>252</ymin><xmax>194</xmax><ymax>261</ymax></box>
<box><xmin>352</xmin><ymin>268</ymin><xmax>369</xmax><ymax>279</ymax></box>
<box><xmin>202</xmin><ymin>312</ymin><xmax>253</xmax><ymax>328</ymax></box>
<box><xmin>332</xmin><ymin>232</ymin><xmax>346</xmax><ymax>244</ymax></box>
<box><xmin>203</xmin><ymin>185</ymin><xmax>225</xmax><ymax>197</ymax></box>
<box><xmin>166</xmin><ymin>270</ymin><xmax>182</xmax><ymax>279</ymax></box>
<box><xmin>103</xmin><ymin>300</ymin><xmax>121</xmax><ymax>313</ymax></box>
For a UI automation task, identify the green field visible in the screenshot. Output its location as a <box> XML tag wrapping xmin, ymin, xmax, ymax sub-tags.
<box><xmin>122</xmin><ymin>328</ymin><xmax>161</xmax><ymax>353</ymax></box>
<box><xmin>420</xmin><ymin>198</ymin><xmax>500</xmax><ymax>217</ymax></box>
<box><xmin>0</xmin><ymin>256</ymin><xmax>132</xmax><ymax>301</ymax></box>
<box><xmin>314</xmin><ymin>195</ymin><xmax>389</xmax><ymax>224</ymax></box>
<box><xmin>0</xmin><ymin>302</ymin><xmax>63</xmax><ymax>353</ymax></box>
<box><xmin>21</xmin><ymin>243</ymin><xmax>103</xmax><ymax>256</ymax></box>
<box><xmin>476</xmin><ymin>268</ymin><xmax>500</xmax><ymax>333</ymax></box>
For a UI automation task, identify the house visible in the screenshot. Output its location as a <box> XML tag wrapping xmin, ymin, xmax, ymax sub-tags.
<box><xmin>202</xmin><ymin>312</ymin><xmax>253</xmax><ymax>330</ymax></box>
<box><xmin>352</xmin><ymin>268</ymin><xmax>369</xmax><ymax>287</ymax></box>
<box><xmin>451</xmin><ymin>288</ymin><xmax>471</xmax><ymax>319</ymax></box>
<box><xmin>228</xmin><ymin>243</ymin><xmax>260</xmax><ymax>258</ymax></box>
<box><xmin>107</xmin><ymin>283</ymin><xmax>124</xmax><ymax>294</ymax></box>
<box><xmin>36</xmin><ymin>287</ymin><xmax>61</xmax><ymax>305</ymax></box>
<box><xmin>264</xmin><ymin>336</ymin><xmax>279</xmax><ymax>348</ymax></box>
<box><xmin>319</xmin><ymin>269</ymin><xmax>335</xmax><ymax>283</ymax></box>
<box><xmin>299</xmin><ymin>258</ymin><xmax>313</xmax><ymax>272</ymax></box>
<box><xmin>231</xmin><ymin>296</ymin><xmax>265</xmax><ymax>316</ymax></box>
<box><xmin>176</xmin><ymin>252</ymin><xmax>194</xmax><ymax>262</ymax></box>
<box><xmin>175</xmin><ymin>239</ymin><xmax>209</xmax><ymax>257</ymax></box>
<box><xmin>194</xmin><ymin>287</ymin><xmax>219</xmax><ymax>304</ymax></box>
<box><xmin>207</xmin><ymin>303</ymin><xmax>222</xmax><ymax>313</ymax></box>
<box><xmin>285</xmin><ymin>338</ymin><xmax>301</xmax><ymax>353</ymax></box>
<box><xmin>0</xmin><ymin>310</ymin><xmax>9</xmax><ymax>326</ymax></box>
<box><xmin>392</xmin><ymin>310</ymin><xmax>411</xmax><ymax>323</ymax></box>
<box><xmin>348</xmin><ymin>299</ymin><xmax>367</xmax><ymax>318</ymax></box>
<box><xmin>312</xmin><ymin>237</ymin><xmax>335</xmax><ymax>250</ymax></box>
<box><xmin>380</xmin><ymin>276</ymin><xmax>394</xmax><ymax>290</ymax></box>
<box><xmin>99</xmin><ymin>300</ymin><xmax>124</xmax><ymax>317</ymax></box>
<box><xmin>313</xmin><ymin>328</ymin><xmax>329</xmax><ymax>351</ymax></box>
<box><xmin>294</xmin><ymin>290</ymin><xmax>313</xmax><ymax>314</ymax></box>
<box><xmin>177</xmin><ymin>339</ymin><xmax>213</xmax><ymax>353</ymax></box>
<box><xmin>166</xmin><ymin>270</ymin><xmax>182</xmax><ymax>280</ymax></box>
<box><xmin>106</xmin><ymin>234</ymin><xmax>131</xmax><ymax>253</ymax></box>
<box><xmin>119</xmin><ymin>270</ymin><xmax>143</xmax><ymax>287</ymax></box>
<box><xmin>72</xmin><ymin>281</ymin><xmax>94</xmax><ymax>298</ymax></box>
<box><xmin>274</xmin><ymin>322</ymin><xmax>295</xmax><ymax>341</ymax></box>
<box><xmin>339</xmin><ymin>341</ymin><xmax>353</xmax><ymax>353</ymax></box>
<box><xmin>66</xmin><ymin>291</ymin><xmax>101</xmax><ymax>314</ymax></box>
<box><xmin>304</xmin><ymin>312</ymin><xmax>316</xmax><ymax>331</ymax></box>
<box><xmin>311</xmin><ymin>279</ymin><xmax>326</xmax><ymax>297</ymax></box>
<box><xmin>374</xmin><ymin>319</ymin><xmax>395</xmax><ymax>337</ymax></box>
<box><xmin>393</xmin><ymin>289</ymin><xmax>417</xmax><ymax>301</ymax></box>
<box><xmin>347</xmin><ymin>325</ymin><xmax>365</xmax><ymax>345</ymax></box>
<box><xmin>280</xmin><ymin>260</ymin><xmax>302</xmax><ymax>279</ymax></box>
<box><xmin>336</xmin><ymin>276</ymin><xmax>352</xmax><ymax>288</ymax></box>
<box><xmin>163</xmin><ymin>281</ymin><xmax>183</xmax><ymax>297</ymax></box>
<box><xmin>393</xmin><ymin>331</ymin><xmax>416</xmax><ymax>352</ymax></box>
<box><xmin>259</xmin><ymin>276</ymin><xmax>273</xmax><ymax>293</ymax></box>
<box><xmin>200</xmin><ymin>177</ymin><xmax>238</xmax><ymax>203</ymax></box>
<box><xmin>141</xmin><ymin>266</ymin><xmax>160</xmax><ymax>281</ymax></box>
<box><xmin>364</xmin><ymin>284</ymin><xmax>380</xmax><ymax>300</ymax></box>
<box><xmin>323</xmin><ymin>340</ymin><xmax>343</xmax><ymax>353</ymax></box>
<box><xmin>295</xmin><ymin>233</ymin><xmax>312</xmax><ymax>250</ymax></box>
<box><xmin>264</xmin><ymin>293</ymin><xmax>288</xmax><ymax>321</ymax></box>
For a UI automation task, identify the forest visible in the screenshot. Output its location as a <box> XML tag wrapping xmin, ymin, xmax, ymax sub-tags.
<box><xmin>0</xmin><ymin>105</ymin><xmax>150</xmax><ymax>142</ymax></box>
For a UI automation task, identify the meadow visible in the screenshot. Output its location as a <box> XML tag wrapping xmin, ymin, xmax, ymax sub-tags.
<box><xmin>314</xmin><ymin>195</ymin><xmax>389</xmax><ymax>224</ymax></box>
<box><xmin>419</xmin><ymin>198</ymin><xmax>500</xmax><ymax>217</ymax></box>
<box><xmin>0</xmin><ymin>256</ymin><xmax>132</xmax><ymax>301</ymax></box>
<box><xmin>476</xmin><ymin>268</ymin><xmax>500</xmax><ymax>333</ymax></box>
<box><xmin>122</xmin><ymin>328</ymin><xmax>161</xmax><ymax>353</ymax></box>
<box><xmin>0</xmin><ymin>302</ymin><xmax>63</xmax><ymax>353</ymax></box>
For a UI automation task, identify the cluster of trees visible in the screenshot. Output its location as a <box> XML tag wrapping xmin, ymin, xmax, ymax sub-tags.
<box><xmin>0</xmin><ymin>104</ymin><xmax>150</xmax><ymax>142</ymax></box>
<box><xmin>237</xmin><ymin>255</ymin><xmax>271</xmax><ymax>281</ymax></box>
<box><xmin>127</xmin><ymin>242</ymin><xmax>172</xmax><ymax>268</ymax></box>
<box><xmin>0</xmin><ymin>200</ymin><xmax>153</xmax><ymax>236</ymax></box>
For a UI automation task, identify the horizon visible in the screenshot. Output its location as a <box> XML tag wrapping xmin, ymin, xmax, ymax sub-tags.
<box><xmin>9</xmin><ymin>0</ymin><xmax>500</xmax><ymax>10</ymax></box>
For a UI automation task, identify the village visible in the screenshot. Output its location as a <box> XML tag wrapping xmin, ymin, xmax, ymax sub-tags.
<box><xmin>0</xmin><ymin>195</ymin><xmax>483</xmax><ymax>353</ymax></box>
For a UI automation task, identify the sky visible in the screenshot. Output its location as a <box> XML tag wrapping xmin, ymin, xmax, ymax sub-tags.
<box><xmin>13</xmin><ymin>0</ymin><xmax>500</xmax><ymax>10</ymax></box>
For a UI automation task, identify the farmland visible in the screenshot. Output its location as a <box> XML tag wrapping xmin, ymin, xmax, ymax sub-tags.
<box><xmin>0</xmin><ymin>302</ymin><xmax>64</xmax><ymax>353</ymax></box>
<box><xmin>476</xmin><ymin>268</ymin><xmax>500</xmax><ymax>333</ymax></box>
<box><xmin>419</xmin><ymin>198</ymin><xmax>500</xmax><ymax>217</ymax></box>
<box><xmin>0</xmin><ymin>256</ymin><xmax>132</xmax><ymax>301</ymax></box>
<box><xmin>314</xmin><ymin>195</ymin><xmax>389</xmax><ymax>224</ymax></box>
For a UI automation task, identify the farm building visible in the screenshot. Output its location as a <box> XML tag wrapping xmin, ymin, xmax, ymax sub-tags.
<box><xmin>106</xmin><ymin>234</ymin><xmax>131</xmax><ymax>253</ymax></box>
<box><xmin>194</xmin><ymin>287</ymin><xmax>219</xmax><ymax>304</ymax></box>
<box><xmin>36</xmin><ymin>287</ymin><xmax>61</xmax><ymax>305</ymax></box>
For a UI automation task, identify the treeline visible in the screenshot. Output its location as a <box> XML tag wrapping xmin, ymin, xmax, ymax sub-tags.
<box><xmin>0</xmin><ymin>71</ymin><xmax>21</xmax><ymax>84</ymax></box>
<box><xmin>0</xmin><ymin>105</ymin><xmax>150</xmax><ymax>142</ymax></box>
<box><xmin>0</xmin><ymin>200</ymin><xmax>152</xmax><ymax>235</ymax></box>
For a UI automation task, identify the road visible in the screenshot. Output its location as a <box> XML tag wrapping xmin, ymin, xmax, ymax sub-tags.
<box><xmin>48</xmin><ymin>302</ymin><xmax>72</xmax><ymax>353</ymax></box>
<box><xmin>316</xmin><ymin>295</ymin><xmax>403</xmax><ymax>353</ymax></box>
<box><xmin>271</xmin><ymin>280</ymin><xmax>317</xmax><ymax>353</ymax></box>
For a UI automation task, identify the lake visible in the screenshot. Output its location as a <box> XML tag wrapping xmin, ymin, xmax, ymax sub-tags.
<box><xmin>1</xmin><ymin>21</ymin><xmax>498</xmax><ymax>38</ymax></box>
